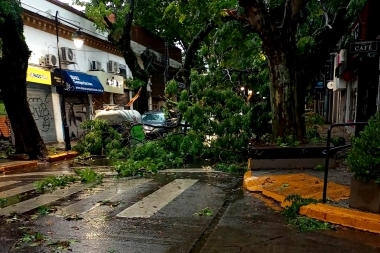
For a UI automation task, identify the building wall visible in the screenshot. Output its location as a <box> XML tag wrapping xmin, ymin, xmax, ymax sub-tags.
<box><xmin>19</xmin><ymin>0</ymin><xmax>182</xmax><ymax>143</ymax></box>
<box><xmin>23</xmin><ymin>24</ymin><xmax>128</xmax><ymax>142</ymax></box>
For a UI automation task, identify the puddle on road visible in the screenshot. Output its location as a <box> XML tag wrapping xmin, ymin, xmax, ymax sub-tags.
<box><xmin>87</xmin><ymin>158</ymin><xmax>113</xmax><ymax>167</ymax></box>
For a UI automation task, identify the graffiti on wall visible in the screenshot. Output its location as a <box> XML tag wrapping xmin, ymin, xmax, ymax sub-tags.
<box><xmin>28</xmin><ymin>95</ymin><xmax>54</xmax><ymax>132</ymax></box>
<box><xmin>65</xmin><ymin>99</ymin><xmax>88</xmax><ymax>140</ymax></box>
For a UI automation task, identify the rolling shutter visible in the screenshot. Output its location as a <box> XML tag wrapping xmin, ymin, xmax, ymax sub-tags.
<box><xmin>27</xmin><ymin>83</ymin><xmax>57</xmax><ymax>143</ymax></box>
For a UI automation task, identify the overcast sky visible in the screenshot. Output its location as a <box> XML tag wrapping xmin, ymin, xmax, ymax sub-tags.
<box><xmin>58</xmin><ymin>0</ymin><xmax>85</xmax><ymax>11</ymax></box>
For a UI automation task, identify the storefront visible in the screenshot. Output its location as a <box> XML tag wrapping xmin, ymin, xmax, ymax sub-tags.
<box><xmin>87</xmin><ymin>71</ymin><xmax>127</xmax><ymax>113</ymax></box>
<box><xmin>54</xmin><ymin>69</ymin><xmax>104</xmax><ymax>140</ymax></box>
<box><xmin>26</xmin><ymin>66</ymin><xmax>57</xmax><ymax>143</ymax></box>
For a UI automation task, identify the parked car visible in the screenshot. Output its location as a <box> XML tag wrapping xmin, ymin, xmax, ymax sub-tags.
<box><xmin>142</xmin><ymin>111</ymin><xmax>176</xmax><ymax>138</ymax></box>
<box><xmin>94</xmin><ymin>108</ymin><xmax>142</xmax><ymax>135</ymax></box>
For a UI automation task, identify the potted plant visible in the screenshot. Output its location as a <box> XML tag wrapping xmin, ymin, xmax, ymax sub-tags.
<box><xmin>347</xmin><ymin>113</ymin><xmax>380</xmax><ymax>213</ymax></box>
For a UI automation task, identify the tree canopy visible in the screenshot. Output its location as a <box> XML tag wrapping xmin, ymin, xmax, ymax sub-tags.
<box><xmin>74</xmin><ymin>0</ymin><xmax>366</xmax><ymax>151</ymax></box>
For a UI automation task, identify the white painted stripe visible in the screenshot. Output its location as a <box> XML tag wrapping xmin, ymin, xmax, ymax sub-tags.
<box><xmin>0</xmin><ymin>171</ymin><xmax>117</xmax><ymax>178</ymax></box>
<box><xmin>0</xmin><ymin>171</ymin><xmax>72</xmax><ymax>178</ymax></box>
<box><xmin>57</xmin><ymin>179</ymin><xmax>151</xmax><ymax>216</ymax></box>
<box><xmin>0</xmin><ymin>183</ymin><xmax>35</xmax><ymax>198</ymax></box>
<box><xmin>0</xmin><ymin>183</ymin><xmax>92</xmax><ymax>216</ymax></box>
<box><xmin>0</xmin><ymin>181</ymin><xmax>20</xmax><ymax>188</ymax></box>
<box><xmin>116</xmin><ymin>179</ymin><xmax>198</xmax><ymax>218</ymax></box>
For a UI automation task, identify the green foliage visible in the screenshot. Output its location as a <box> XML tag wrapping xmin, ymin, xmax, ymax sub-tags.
<box><xmin>331</xmin><ymin>136</ymin><xmax>346</xmax><ymax>147</ymax></box>
<box><xmin>74</xmin><ymin>168</ymin><xmax>104</xmax><ymax>184</ymax></box>
<box><xmin>314</xmin><ymin>164</ymin><xmax>324</xmax><ymax>171</ymax></box>
<box><xmin>36</xmin><ymin>205</ymin><xmax>51</xmax><ymax>216</ymax></box>
<box><xmin>113</xmin><ymin>138</ymin><xmax>185</xmax><ymax>177</ymax></box>
<box><xmin>304</xmin><ymin>112</ymin><xmax>325</xmax><ymax>126</ymax></box>
<box><xmin>304</xmin><ymin>112</ymin><xmax>325</xmax><ymax>143</ymax></box>
<box><xmin>73</xmin><ymin>119</ymin><xmax>128</xmax><ymax>159</ymax></box>
<box><xmin>34</xmin><ymin>175</ymin><xmax>77</xmax><ymax>193</ymax></box>
<box><xmin>127</xmin><ymin>78</ymin><xmax>146</xmax><ymax>90</ymax></box>
<box><xmin>347</xmin><ymin>113</ymin><xmax>380</xmax><ymax>182</ymax></box>
<box><xmin>195</xmin><ymin>207</ymin><xmax>213</xmax><ymax>216</ymax></box>
<box><xmin>282</xmin><ymin>195</ymin><xmax>332</xmax><ymax>232</ymax></box>
<box><xmin>0</xmin><ymin>197</ymin><xmax>7</xmax><ymax>207</ymax></box>
<box><xmin>276</xmin><ymin>135</ymin><xmax>300</xmax><ymax>147</ymax></box>
<box><xmin>34</xmin><ymin>169</ymin><xmax>104</xmax><ymax>191</ymax></box>
<box><xmin>0</xmin><ymin>1</ymin><xmax>22</xmax><ymax>25</ymax></box>
<box><xmin>215</xmin><ymin>163</ymin><xmax>245</xmax><ymax>173</ymax></box>
<box><xmin>165</xmin><ymin>80</ymin><xmax>179</xmax><ymax>96</ymax></box>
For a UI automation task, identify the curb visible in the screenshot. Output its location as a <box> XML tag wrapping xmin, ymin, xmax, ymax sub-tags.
<box><xmin>48</xmin><ymin>151</ymin><xmax>79</xmax><ymax>162</ymax></box>
<box><xmin>0</xmin><ymin>151</ymin><xmax>79</xmax><ymax>173</ymax></box>
<box><xmin>243</xmin><ymin>171</ymin><xmax>380</xmax><ymax>234</ymax></box>
<box><xmin>0</xmin><ymin>161</ymin><xmax>38</xmax><ymax>173</ymax></box>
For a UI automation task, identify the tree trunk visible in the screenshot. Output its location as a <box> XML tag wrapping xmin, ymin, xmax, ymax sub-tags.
<box><xmin>267</xmin><ymin>50</ymin><xmax>302</xmax><ymax>142</ymax></box>
<box><xmin>0</xmin><ymin>13</ymin><xmax>48</xmax><ymax>159</ymax></box>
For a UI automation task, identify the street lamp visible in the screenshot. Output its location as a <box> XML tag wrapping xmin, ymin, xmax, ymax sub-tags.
<box><xmin>73</xmin><ymin>29</ymin><xmax>84</xmax><ymax>48</ymax></box>
<box><xmin>55</xmin><ymin>11</ymin><xmax>84</xmax><ymax>150</ymax></box>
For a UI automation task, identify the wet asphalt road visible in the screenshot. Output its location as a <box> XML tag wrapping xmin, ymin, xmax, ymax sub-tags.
<box><xmin>0</xmin><ymin>163</ymin><xmax>380</xmax><ymax>253</ymax></box>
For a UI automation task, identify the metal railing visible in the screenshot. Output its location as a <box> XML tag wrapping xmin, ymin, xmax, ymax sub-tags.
<box><xmin>322</xmin><ymin>122</ymin><xmax>368</xmax><ymax>203</ymax></box>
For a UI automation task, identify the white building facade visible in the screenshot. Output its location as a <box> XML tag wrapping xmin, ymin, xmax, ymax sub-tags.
<box><xmin>12</xmin><ymin>0</ymin><xmax>182</xmax><ymax>144</ymax></box>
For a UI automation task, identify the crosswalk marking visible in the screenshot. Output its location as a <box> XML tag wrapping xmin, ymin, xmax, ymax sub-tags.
<box><xmin>0</xmin><ymin>171</ymin><xmax>117</xmax><ymax>178</ymax></box>
<box><xmin>0</xmin><ymin>181</ymin><xmax>20</xmax><ymax>188</ymax></box>
<box><xmin>116</xmin><ymin>179</ymin><xmax>198</xmax><ymax>218</ymax></box>
<box><xmin>0</xmin><ymin>183</ymin><xmax>92</xmax><ymax>216</ymax></box>
<box><xmin>0</xmin><ymin>183</ymin><xmax>35</xmax><ymax>199</ymax></box>
<box><xmin>0</xmin><ymin>171</ymin><xmax>72</xmax><ymax>178</ymax></box>
<box><xmin>57</xmin><ymin>179</ymin><xmax>151</xmax><ymax>216</ymax></box>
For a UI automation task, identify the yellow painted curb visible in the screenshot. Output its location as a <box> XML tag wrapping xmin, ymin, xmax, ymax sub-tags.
<box><xmin>48</xmin><ymin>151</ymin><xmax>79</xmax><ymax>162</ymax></box>
<box><xmin>300</xmin><ymin>204</ymin><xmax>380</xmax><ymax>234</ymax></box>
<box><xmin>243</xmin><ymin>170</ymin><xmax>380</xmax><ymax>234</ymax></box>
<box><xmin>0</xmin><ymin>161</ymin><xmax>38</xmax><ymax>173</ymax></box>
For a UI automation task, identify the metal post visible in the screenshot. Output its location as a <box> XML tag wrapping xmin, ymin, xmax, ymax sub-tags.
<box><xmin>322</xmin><ymin>126</ymin><xmax>332</xmax><ymax>203</ymax></box>
<box><xmin>55</xmin><ymin>11</ymin><xmax>71</xmax><ymax>151</ymax></box>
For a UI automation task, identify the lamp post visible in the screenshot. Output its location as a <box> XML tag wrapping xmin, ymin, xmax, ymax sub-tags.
<box><xmin>55</xmin><ymin>11</ymin><xmax>84</xmax><ymax>150</ymax></box>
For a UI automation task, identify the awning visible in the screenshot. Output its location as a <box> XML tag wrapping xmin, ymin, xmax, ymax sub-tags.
<box><xmin>55</xmin><ymin>69</ymin><xmax>104</xmax><ymax>94</ymax></box>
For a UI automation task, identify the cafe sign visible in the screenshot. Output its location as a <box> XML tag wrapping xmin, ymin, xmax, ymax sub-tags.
<box><xmin>350</xmin><ymin>41</ymin><xmax>378</xmax><ymax>54</ymax></box>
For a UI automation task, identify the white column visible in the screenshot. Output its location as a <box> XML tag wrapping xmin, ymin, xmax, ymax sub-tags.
<box><xmin>109</xmin><ymin>93</ymin><xmax>114</xmax><ymax>105</ymax></box>
<box><xmin>88</xmin><ymin>94</ymin><xmax>93</xmax><ymax>120</ymax></box>
<box><xmin>148</xmin><ymin>96</ymin><xmax>152</xmax><ymax>110</ymax></box>
<box><xmin>129</xmin><ymin>90</ymin><xmax>133</xmax><ymax>110</ymax></box>
<box><xmin>345</xmin><ymin>81</ymin><xmax>351</xmax><ymax>123</ymax></box>
<box><xmin>51</xmin><ymin>87</ymin><xmax>64</xmax><ymax>143</ymax></box>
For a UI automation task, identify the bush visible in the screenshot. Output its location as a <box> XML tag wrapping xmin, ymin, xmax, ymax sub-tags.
<box><xmin>346</xmin><ymin>113</ymin><xmax>380</xmax><ymax>183</ymax></box>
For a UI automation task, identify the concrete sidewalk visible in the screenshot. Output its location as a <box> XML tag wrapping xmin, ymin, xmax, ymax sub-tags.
<box><xmin>243</xmin><ymin>170</ymin><xmax>380</xmax><ymax>234</ymax></box>
<box><xmin>0</xmin><ymin>151</ymin><xmax>78</xmax><ymax>173</ymax></box>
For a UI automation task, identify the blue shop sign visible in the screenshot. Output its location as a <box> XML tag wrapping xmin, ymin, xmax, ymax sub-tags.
<box><xmin>55</xmin><ymin>69</ymin><xmax>104</xmax><ymax>94</ymax></box>
<box><xmin>314</xmin><ymin>80</ymin><xmax>324</xmax><ymax>90</ymax></box>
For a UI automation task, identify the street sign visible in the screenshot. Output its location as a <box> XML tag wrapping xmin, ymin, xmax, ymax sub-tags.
<box><xmin>350</xmin><ymin>41</ymin><xmax>378</xmax><ymax>54</ymax></box>
<box><xmin>314</xmin><ymin>80</ymin><xmax>324</xmax><ymax>90</ymax></box>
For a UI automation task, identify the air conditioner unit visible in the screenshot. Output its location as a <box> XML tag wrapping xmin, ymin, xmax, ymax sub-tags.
<box><xmin>91</xmin><ymin>61</ymin><xmax>102</xmax><ymax>71</ymax></box>
<box><xmin>60</xmin><ymin>47</ymin><xmax>76</xmax><ymax>64</ymax></box>
<box><xmin>107</xmin><ymin>60</ymin><xmax>119</xmax><ymax>73</ymax></box>
<box><xmin>45</xmin><ymin>54</ymin><xmax>57</xmax><ymax>67</ymax></box>
<box><xmin>339</xmin><ymin>49</ymin><xmax>346</xmax><ymax>63</ymax></box>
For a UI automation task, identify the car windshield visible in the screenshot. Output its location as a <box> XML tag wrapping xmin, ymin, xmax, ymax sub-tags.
<box><xmin>142</xmin><ymin>113</ymin><xmax>166</xmax><ymax>123</ymax></box>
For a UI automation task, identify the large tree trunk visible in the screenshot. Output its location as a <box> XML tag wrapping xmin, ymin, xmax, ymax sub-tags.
<box><xmin>0</xmin><ymin>12</ymin><xmax>48</xmax><ymax>159</ymax></box>
<box><xmin>267</xmin><ymin>50</ymin><xmax>302</xmax><ymax>142</ymax></box>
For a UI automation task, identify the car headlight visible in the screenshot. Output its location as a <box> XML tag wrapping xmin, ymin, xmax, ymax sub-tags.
<box><xmin>143</xmin><ymin>125</ymin><xmax>154</xmax><ymax>131</ymax></box>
